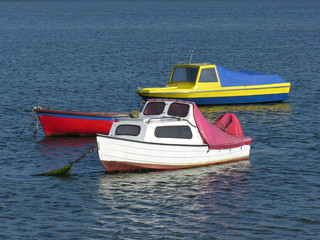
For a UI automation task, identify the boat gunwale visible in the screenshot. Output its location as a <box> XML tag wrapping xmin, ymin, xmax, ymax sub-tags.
<box><xmin>36</xmin><ymin>109</ymin><xmax>129</xmax><ymax>118</ymax></box>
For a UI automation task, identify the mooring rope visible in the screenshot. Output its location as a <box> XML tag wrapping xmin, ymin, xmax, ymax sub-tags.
<box><xmin>19</xmin><ymin>107</ymin><xmax>37</xmax><ymax>137</ymax></box>
<box><xmin>20</xmin><ymin>106</ymin><xmax>49</xmax><ymax>137</ymax></box>
<box><xmin>35</xmin><ymin>146</ymin><xmax>98</xmax><ymax>177</ymax></box>
<box><xmin>33</xmin><ymin>116</ymin><xmax>39</xmax><ymax>138</ymax></box>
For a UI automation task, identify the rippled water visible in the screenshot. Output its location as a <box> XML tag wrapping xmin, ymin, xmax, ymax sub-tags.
<box><xmin>1</xmin><ymin>0</ymin><xmax>319</xmax><ymax>239</ymax></box>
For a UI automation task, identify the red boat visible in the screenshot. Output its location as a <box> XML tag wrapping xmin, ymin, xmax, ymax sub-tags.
<box><xmin>34</xmin><ymin>107</ymin><xmax>129</xmax><ymax>136</ymax></box>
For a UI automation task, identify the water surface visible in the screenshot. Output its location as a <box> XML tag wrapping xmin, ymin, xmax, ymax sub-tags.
<box><xmin>0</xmin><ymin>0</ymin><xmax>319</xmax><ymax>239</ymax></box>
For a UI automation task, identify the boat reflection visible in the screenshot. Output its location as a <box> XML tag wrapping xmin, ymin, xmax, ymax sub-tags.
<box><xmin>92</xmin><ymin>161</ymin><xmax>253</xmax><ymax>233</ymax></box>
<box><xmin>199</xmin><ymin>103</ymin><xmax>292</xmax><ymax>120</ymax></box>
<box><xmin>37</xmin><ymin>137</ymin><xmax>96</xmax><ymax>158</ymax></box>
<box><xmin>37</xmin><ymin>136</ymin><xmax>96</xmax><ymax>149</ymax></box>
<box><xmin>197</xmin><ymin>161</ymin><xmax>253</xmax><ymax>202</ymax></box>
<box><xmin>36</xmin><ymin>137</ymin><xmax>97</xmax><ymax>173</ymax></box>
<box><xmin>95</xmin><ymin>160</ymin><xmax>252</xmax><ymax>206</ymax></box>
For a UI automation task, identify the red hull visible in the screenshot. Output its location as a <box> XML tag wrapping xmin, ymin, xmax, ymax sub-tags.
<box><xmin>36</xmin><ymin>109</ymin><xmax>128</xmax><ymax>136</ymax></box>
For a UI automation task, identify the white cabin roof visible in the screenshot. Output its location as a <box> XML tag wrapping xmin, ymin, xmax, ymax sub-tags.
<box><xmin>108</xmin><ymin>99</ymin><xmax>204</xmax><ymax>145</ymax></box>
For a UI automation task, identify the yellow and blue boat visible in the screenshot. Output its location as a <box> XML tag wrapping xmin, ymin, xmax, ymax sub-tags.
<box><xmin>136</xmin><ymin>63</ymin><xmax>291</xmax><ymax>105</ymax></box>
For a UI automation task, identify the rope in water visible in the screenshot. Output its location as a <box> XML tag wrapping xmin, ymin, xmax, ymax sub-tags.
<box><xmin>35</xmin><ymin>146</ymin><xmax>97</xmax><ymax>177</ymax></box>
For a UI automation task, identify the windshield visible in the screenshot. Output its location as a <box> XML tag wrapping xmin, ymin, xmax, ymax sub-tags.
<box><xmin>171</xmin><ymin>67</ymin><xmax>199</xmax><ymax>83</ymax></box>
<box><xmin>144</xmin><ymin>102</ymin><xmax>165</xmax><ymax>115</ymax></box>
<box><xmin>167</xmin><ymin>103</ymin><xmax>189</xmax><ymax>117</ymax></box>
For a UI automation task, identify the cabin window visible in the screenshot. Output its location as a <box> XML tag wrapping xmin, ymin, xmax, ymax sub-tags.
<box><xmin>144</xmin><ymin>102</ymin><xmax>165</xmax><ymax>115</ymax></box>
<box><xmin>155</xmin><ymin>126</ymin><xmax>192</xmax><ymax>139</ymax></box>
<box><xmin>115</xmin><ymin>125</ymin><xmax>141</xmax><ymax>136</ymax></box>
<box><xmin>198</xmin><ymin>68</ymin><xmax>218</xmax><ymax>82</ymax></box>
<box><xmin>171</xmin><ymin>67</ymin><xmax>198</xmax><ymax>83</ymax></box>
<box><xmin>168</xmin><ymin>103</ymin><xmax>189</xmax><ymax>117</ymax></box>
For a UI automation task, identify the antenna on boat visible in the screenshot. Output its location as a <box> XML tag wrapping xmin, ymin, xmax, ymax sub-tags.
<box><xmin>189</xmin><ymin>50</ymin><xmax>194</xmax><ymax>64</ymax></box>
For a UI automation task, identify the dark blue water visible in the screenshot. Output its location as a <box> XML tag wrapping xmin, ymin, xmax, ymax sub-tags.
<box><xmin>1</xmin><ymin>0</ymin><xmax>319</xmax><ymax>239</ymax></box>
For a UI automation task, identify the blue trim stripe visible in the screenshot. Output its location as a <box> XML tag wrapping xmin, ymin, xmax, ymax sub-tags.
<box><xmin>144</xmin><ymin>93</ymin><xmax>288</xmax><ymax>105</ymax></box>
<box><xmin>37</xmin><ymin>112</ymin><xmax>118</xmax><ymax>121</ymax></box>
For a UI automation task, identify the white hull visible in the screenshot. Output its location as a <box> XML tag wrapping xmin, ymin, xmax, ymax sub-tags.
<box><xmin>97</xmin><ymin>135</ymin><xmax>251</xmax><ymax>172</ymax></box>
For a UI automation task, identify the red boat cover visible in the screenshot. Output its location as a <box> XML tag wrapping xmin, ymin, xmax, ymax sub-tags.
<box><xmin>214</xmin><ymin>113</ymin><xmax>244</xmax><ymax>137</ymax></box>
<box><xmin>192</xmin><ymin>103</ymin><xmax>252</xmax><ymax>149</ymax></box>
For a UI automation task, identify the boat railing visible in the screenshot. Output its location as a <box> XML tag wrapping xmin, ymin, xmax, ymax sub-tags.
<box><xmin>146</xmin><ymin>116</ymin><xmax>183</xmax><ymax>124</ymax></box>
<box><xmin>146</xmin><ymin>116</ymin><xmax>198</xmax><ymax>129</ymax></box>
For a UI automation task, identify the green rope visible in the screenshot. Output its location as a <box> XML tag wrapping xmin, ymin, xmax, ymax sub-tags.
<box><xmin>35</xmin><ymin>162</ymin><xmax>74</xmax><ymax>177</ymax></box>
<box><xmin>35</xmin><ymin>147</ymin><xmax>97</xmax><ymax>177</ymax></box>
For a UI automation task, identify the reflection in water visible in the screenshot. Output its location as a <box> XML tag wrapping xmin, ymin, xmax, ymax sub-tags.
<box><xmin>38</xmin><ymin>136</ymin><xmax>96</xmax><ymax>148</ymax></box>
<box><xmin>35</xmin><ymin>137</ymin><xmax>97</xmax><ymax>173</ymax></box>
<box><xmin>93</xmin><ymin>161</ymin><xmax>253</xmax><ymax>237</ymax></box>
<box><xmin>96</xmin><ymin>161</ymin><xmax>252</xmax><ymax>194</ymax></box>
<box><xmin>199</xmin><ymin>103</ymin><xmax>292</xmax><ymax>121</ymax></box>
<box><xmin>196</xmin><ymin>161</ymin><xmax>254</xmax><ymax>227</ymax></box>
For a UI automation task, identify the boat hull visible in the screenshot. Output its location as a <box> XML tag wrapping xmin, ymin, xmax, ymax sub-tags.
<box><xmin>36</xmin><ymin>110</ymin><xmax>127</xmax><ymax>136</ymax></box>
<box><xmin>137</xmin><ymin>85</ymin><xmax>290</xmax><ymax>105</ymax></box>
<box><xmin>139</xmin><ymin>93</ymin><xmax>289</xmax><ymax>105</ymax></box>
<box><xmin>97</xmin><ymin>134</ymin><xmax>251</xmax><ymax>172</ymax></box>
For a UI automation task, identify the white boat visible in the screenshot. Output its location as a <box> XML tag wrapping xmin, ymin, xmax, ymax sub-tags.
<box><xmin>96</xmin><ymin>99</ymin><xmax>252</xmax><ymax>173</ymax></box>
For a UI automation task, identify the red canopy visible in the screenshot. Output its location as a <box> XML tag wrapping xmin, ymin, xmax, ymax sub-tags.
<box><xmin>192</xmin><ymin>103</ymin><xmax>252</xmax><ymax>149</ymax></box>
